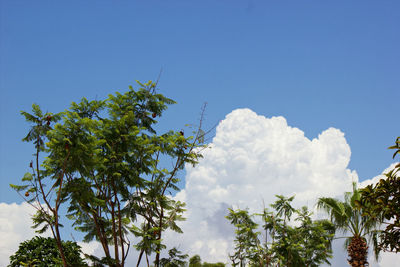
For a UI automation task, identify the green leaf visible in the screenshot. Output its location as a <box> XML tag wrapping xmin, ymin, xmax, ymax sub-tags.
<box><xmin>10</xmin><ymin>184</ymin><xmax>29</xmax><ymax>191</ymax></box>
<box><xmin>22</xmin><ymin>172</ymin><xmax>33</xmax><ymax>182</ymax></box>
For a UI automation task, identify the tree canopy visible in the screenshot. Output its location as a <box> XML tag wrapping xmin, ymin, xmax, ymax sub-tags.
<box><xmin>357</xmin><ymin>136</ymin><xmax>400</xmax><ymax>253</ymax></box>
<box><xmin>11</xmin><ymin>81</ymin><xmax>206</xmax><ymax>267</ymax></box>
<box><xmin>318</xmin><ymin>182</ymin><xmax>381</xmax><ymax>267</ymax></box>
<box><xmin>188</xmin><ymin>255</ymin><xmax>225</xmax><ymax>267</ymax></box>
<box><xmin>9</xmin><ymin>236</ymin><xmax>87</xmax><ymax>267</ymax></box>
<box><xmin>11</xmin><ymin>79</ymin><xmax>399</xmax><ymax>266</ymax></box>
<box><xmin>226</xmin><ymin>195</ymin><xmax>334</xmax><ymax>267</ymax></box>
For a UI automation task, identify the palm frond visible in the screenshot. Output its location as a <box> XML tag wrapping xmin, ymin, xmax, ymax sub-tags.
<box><xmin>317</xmin><ymin>197</ymin><xmax>349</xmax><ymax>231</ymax></box>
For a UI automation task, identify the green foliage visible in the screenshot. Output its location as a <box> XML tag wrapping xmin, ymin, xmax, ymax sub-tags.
<box><xmin>11</xmin><ymin>104</ymin><xmax>69</xmax><ymax>265</ymax></box>
<box><xmin>188</xmin><ymin>255</ymin><xmax>202</xmax><ymax>267</ymax></box>
<box><xmin>13</xmin><ymin>81</ymin><xmax>206</xmax><ymax>267</ymax></box>
<box><xmin>8</xmin><ymin>236</ymin><xmax>87</xmax><ymax>267</ymax></box>
<box><xmin>317</xmin><ymin>183</ymin><xmax>381</xmax><ymax>263</ymax></box>
<box><xmin>357</xmin><ymin>136</ymin><xmax>400</xmax><ymax>253</ymax></box>
<box><xmin>159</xmin><ymin>247</ymin><xmax>188</xmax><ymax>267</ymax></box>
<box><xmin>226</xmin><ymin>195</ymin><xmax>334</xmax><ymax>267</ymax></box>
<box><xmin>188</xmin><ymin>255</ymin><xmax>225</xmax><ymax>267</ymax></box>
<box><xmin>202</xmin><ymin>263</ymin><xmax>225</xmax><ymax>267</ymax></box>
<box><xmin>226</xmin><ymin>208</ymin><xmax>260</xmax><ymax>266</ymax></box>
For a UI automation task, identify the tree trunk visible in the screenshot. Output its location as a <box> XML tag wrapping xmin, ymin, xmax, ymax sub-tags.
<box><xmin>347</xmin><ymin>236</ymin><xmax>368</xmax><ymax>267</ymax></box>
<box><xmin>54</xmin><ymin>223</ymin><xmax>68</xmax><ymax>267</ymax></box>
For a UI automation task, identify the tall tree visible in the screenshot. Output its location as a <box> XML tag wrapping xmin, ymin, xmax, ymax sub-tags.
<box><xmin>64</xmin><ymin>81</ymin><xmax>205</xmax><ymax>267</ymax></box>
<box><xmin>264</xmin><ymin>196</ymin><xmax>334</xmax><ymax>267</ymax></box>
<box><xmin>317</xmin><ymin>183</ymin><xmax>380</xmax><ymax>267</ymax></box>
<box><xmin>357</xmin><ymin>136</ymin><xmax>400</xmax><ymax>253</ymax></box>
<box><xmin>226</xmin><ymin>195</ymin><xmax>334</xmax><ymax>267</ymax></box>
<box><xmin>12</xmin><ymin>81</ymin><xmax>206</xmax><ymax>267</ymax></box>
<box><xmin>226</xmin><ymin>208</ymin><xmax>261</xmax><ymax>266</ymax></box>
<box><xmin>10</xmin><ymin>105</ymin><xmax>68</xmax><ymax>266</ymax></box>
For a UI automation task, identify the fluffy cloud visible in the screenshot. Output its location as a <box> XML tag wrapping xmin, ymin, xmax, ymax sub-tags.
<box><xmin>167</xmin><ymin>108</ymin><xmax>399</xmax><ymax>265</ymax></box>
<box><xmin>0</xmin><ymin>202</ymin><xmax>131</xmax><ymax>266</ymax></box>
<box><xmin>0</xmin><ymin>202</ymin><xmax>105</xmax><ymax>266</ymax></box>
<box><xmin>359</xmin><ymin>162</ymin><xmax>399</xmax><ymax>189</ymax></box>
<box><xmin>77</xmin><ymin>241</ymin><xmax>102</xmax><ymax>261</ymax></box>
<box><xmin>171</xmin><ymin>108</ymin><xmax>356</xmax><ymax>262</ymax></box>
<box><xmin>0</xmin><ymin>202</ymin><xmax>51</xmax><ymax>266</ymax></box>
<box><xmin>2</xmin><ymin>108</ymin><xmax>398</xmax><ymax>266</ymax></box>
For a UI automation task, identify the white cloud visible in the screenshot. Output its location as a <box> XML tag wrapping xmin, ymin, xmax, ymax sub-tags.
<box><xmin>2</xmin><ymin>108</ymin><xmax>399</xmax><ymax>266</ymax></box>
<box><xmin>77</xmin><ymin>241</ymin><xmax>99</xmax><ymax>256</ymax></box>
<box><xmin>172</xmin><ymin>108</ymin><xmax>356</xmax><ymax>262</ymax></box>
<box><xmin>77</xmin><ymin>241</ymin><xmax>103</xmax><ymax>263</ymax></box>
<box><xmin>0</xmin><ymin>201</ymin><xmax>139</xmax><ymax>266</ymax></box>
<box><xmin>0</xmin><ymin>202</ymin><xmax>105</xmax><ymax>266</ymax></box>
<box><xmin>359</xmin><ymin>162</ymin><xmax>399</xmax><ymax>189</ymax></box>
<box><xmin>167</xmin><ymin>108</ymin><xmax>398</xmax><ymax>266</ymax></box>
<box><xmin>376</xmin><ymin>252</ymin><xmax>400</xmax><ymax>267</ymax></box>
<box><xmin>0</xmin><ymin>202</ymin><xmax>51</xmax><ymax>267</ymax></box>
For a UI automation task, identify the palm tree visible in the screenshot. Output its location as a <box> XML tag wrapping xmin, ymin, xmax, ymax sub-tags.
<box><xmin>317</xmin><ymin>182</ymin><xmax>380</xmax><ymax>267</ymax></box>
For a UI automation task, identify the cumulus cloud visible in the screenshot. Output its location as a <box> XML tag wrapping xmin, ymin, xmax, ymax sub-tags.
<box><xmin>77</xmin><ymin>241</ymin><xmax>103</xmax><ymax>262</ymax></box>
<box><xmin>0</xmin><ymin>202</ymin><xmax>105</xmax><ymax>266</ymax></box>
<box><xmin>167</xmin><ymin>108</ymin><xmax>398</xmax><ymax>266</ymax></box>
<box><xmin>2</xmin><ymin>108</ymin><xmax>398</xmax><ymax>266</ymax></box>
<box><xmin>171</xmin><ymin>108</ymin><xmax>356</xmax><ymax>262</ymax></box>
<box><xmin>0</xmin><ymin>202</ymin><xmax>51</xmax><ymax>266</ymax></box>
<box><xmin>359</xmin><ymin>162</ymin><xmax>399</xmax><ymax>189</ymax></box>
<box><xmin>0</xmin><ymin>201</ymin><xmax>135</xmax><ymax>266</ymax></box>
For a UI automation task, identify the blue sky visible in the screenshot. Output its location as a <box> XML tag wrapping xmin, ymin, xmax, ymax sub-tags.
<box><xmin>0</xmin><ymin>0</ymin><xmax>399</xmax><ymax>264</ymax></box>
<box><xmin>2</xmin><ymin>0</ymin><xmax>399</xmax><ymax>201</ymax></box>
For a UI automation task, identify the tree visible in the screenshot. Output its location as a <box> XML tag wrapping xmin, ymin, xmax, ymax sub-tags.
<box><xmin>188</xmin><ymin>255</ymin><xmax>225</xmax><ymax>267</ymax></box>
<box><xmin>188</xmin><ymin>255</ymin><xmax>202</xmax><ymax>267</ymax></box>
<box><xmin>293</xmin><ymin>206</ymin><xmax>335</xmax><ymax>266</ymax></box>
<box><xmin>159</xmin><ymin>247</ymin><xmax>188</xmax><ymax>267</ymax></box>
<box><xmin>226</xmin><ymin>208</ymin><xmax>261</xmax><ymax>266</ymax></box>
<box><xmin>8</xmin><ymin>236</ymin><xmax>87</xmax><ymax>267</ymax></box>
<box><xmin>226</xmin><ymin>195</ymin><xmax>334</xmax><ymax>267</ymax></box>
<box><xmin>263</xmin><ymin>196</ymin><xmax>334</xmax><ymax>267</ymax></box>
<box><xmin>12</xmin><ymin>81</ymin><xmax>206</xmax><ymax>267</ymax></box>
<box><xmin>10</xmin><ymin>105</ymin><xmax>68</xmax><ymax>266</ymax></box>
<box><xmin>357</xmin><ymin>136</ymin><xmax>400</xmax><ymax>253</ymax></box>
<box><xmin>201</xmin><ymin>263</ymin><xmax>225</xmax><ymax>267</ymax></box>
<box><xmin>317</xmin><ymin>183</ymin><xmax>380</xmax><ymax>267</ymax></box>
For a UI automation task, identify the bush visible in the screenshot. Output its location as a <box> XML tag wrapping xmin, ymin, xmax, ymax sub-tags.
<box><xmin>9</xmin><ymin>236</ymin><xmax>87</xmax><ymax>267</ymax></box>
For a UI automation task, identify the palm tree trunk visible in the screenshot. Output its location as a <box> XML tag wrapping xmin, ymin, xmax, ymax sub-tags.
<box><xmin>347</xmin><ymin>236</ymin><xmax>368</xmax><ymax>267</ymax></box>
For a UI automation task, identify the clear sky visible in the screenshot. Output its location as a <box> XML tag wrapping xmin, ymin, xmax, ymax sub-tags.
<box><xmin>0</xmin><ymin>0</ymin><xmax>399</xmax><ymax>265</ymax></box>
